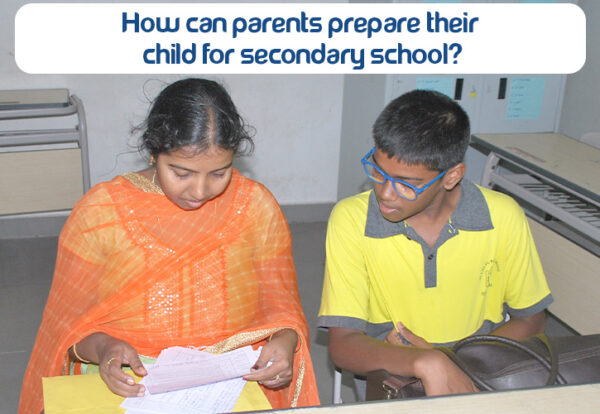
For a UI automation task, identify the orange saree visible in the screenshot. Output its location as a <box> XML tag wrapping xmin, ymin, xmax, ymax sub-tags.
<box><xmin>19</xmin><ymin>170</ymin><xmax>319</xmax><ymax>413</ymax></box>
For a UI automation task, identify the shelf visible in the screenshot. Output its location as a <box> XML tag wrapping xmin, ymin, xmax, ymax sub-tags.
<box><xmin>484</xmin><ymin>157</ymin><xmax>600</xmax><ymax>244</ymax></box>
<box><xmin>0</xmin><ymin>91</ymin><xmax>90</xmax><ymax>218</ymax></box>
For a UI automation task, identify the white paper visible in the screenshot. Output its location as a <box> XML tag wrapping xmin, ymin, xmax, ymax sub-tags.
<box><xmin>121</xmin><ymin>376</ymin><xmax>246</xmax><ymax>414</ymax></box>
<box><xmin>121</xmin><ymin>345</ymin><xmax>261</xmax><ymax>414</ymax></box>
<box><xmin>145</xmin><ymin>345</ymin><xmax>261</xmax><ymax>394</ymax></box>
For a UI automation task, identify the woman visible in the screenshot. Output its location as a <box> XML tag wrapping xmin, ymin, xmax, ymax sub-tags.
<box><xmin>19</xmin><ymin>78</ymin><xmax>320</xmax><ymax>413</ymax></box>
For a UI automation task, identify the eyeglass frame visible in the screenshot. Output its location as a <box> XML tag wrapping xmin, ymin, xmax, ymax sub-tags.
<box><xmin>361</xmin><ymin>146</ymin><xmax>448</xmax><ymax>201</ymax></box>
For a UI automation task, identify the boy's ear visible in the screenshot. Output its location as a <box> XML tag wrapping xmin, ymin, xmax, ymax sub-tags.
<box><xmin>443</xmin><ymin>163</ymin><xmax>465</xmax><ymax>190</ymax></box>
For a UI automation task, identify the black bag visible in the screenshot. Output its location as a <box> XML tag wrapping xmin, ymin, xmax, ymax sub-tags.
<box><xmin>366</xmin><ymin>334</ymin><xmax>600</xmax><ymax>401</ymax></box>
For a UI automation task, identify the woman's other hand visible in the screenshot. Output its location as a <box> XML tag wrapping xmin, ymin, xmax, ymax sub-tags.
<box><xmin>243</xmin><ymin>329</ymin><xmax>298</xmax><ymax>388</ymax></box>
<box><xmin>72</xmin><ymin>332</ymin><xmax>147</xmax><ymax>397</ymax></box>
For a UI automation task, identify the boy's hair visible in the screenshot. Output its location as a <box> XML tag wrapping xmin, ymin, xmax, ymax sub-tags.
<box><xmin>373</xmin><ymin>89</ymin><xmax>470</xmax><ymax>171</ymax></box>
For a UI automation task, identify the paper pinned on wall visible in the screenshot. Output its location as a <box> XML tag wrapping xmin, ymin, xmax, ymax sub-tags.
<box><xmin>506</xmin><ymin>77</ymin><xmax>546</xmax><ymax>120</ymax></box>
<box><xmin>416</xmin><ymin>77</ymin><xmax>455</xmax><ymax>99</ymax></box>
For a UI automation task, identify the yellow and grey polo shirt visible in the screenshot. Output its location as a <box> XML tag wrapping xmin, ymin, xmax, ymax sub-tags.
<box><xmin>318</xmin><ymin>179</ymin><xmax>553</xmax><ymax>345</ymax></box>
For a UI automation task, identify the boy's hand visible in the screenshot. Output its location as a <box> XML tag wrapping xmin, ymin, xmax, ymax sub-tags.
<box><xmin>385</xmin><ymin>322</ymin><xmax>434</xmax><ymax>349</ymax></box>
<box><xmin>416</xmin><ymin>349</ymin><xmax>479</xmax><ymax>396</ymax></box>
<box><xmin>385</xmin><ymin>323</ymin><xmax>477</xmax><ymax>395</ymax></box>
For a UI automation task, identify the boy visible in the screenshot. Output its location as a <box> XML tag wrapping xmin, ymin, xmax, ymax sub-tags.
<box><xmin>318</xmin><ymin>90</ymin><xmax>553</xmax><ymax>397</ymax></box>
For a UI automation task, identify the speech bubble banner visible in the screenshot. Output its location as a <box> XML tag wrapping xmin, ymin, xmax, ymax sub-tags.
<box><xmin>15</xmin><ymin>3</ymin><xmax>586</xmax><ymax>74</ymax></box>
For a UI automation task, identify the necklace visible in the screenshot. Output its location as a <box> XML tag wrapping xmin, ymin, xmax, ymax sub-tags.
<box><xmin>151</xmin><ymin>168</ymin><xmax>158</xmax><ymax>185</ymax></box>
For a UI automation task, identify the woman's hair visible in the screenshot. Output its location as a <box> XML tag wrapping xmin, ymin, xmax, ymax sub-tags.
<box><xmin>138</xmin><ymin>78</ymin><xmax>254</xmax><ymax>157</ymax></box>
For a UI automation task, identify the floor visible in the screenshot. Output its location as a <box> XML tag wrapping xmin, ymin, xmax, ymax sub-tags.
<box><xmin>0</xmin><ymin>220</ymin><xmax>574</xmax><ymax>413</ymax></box>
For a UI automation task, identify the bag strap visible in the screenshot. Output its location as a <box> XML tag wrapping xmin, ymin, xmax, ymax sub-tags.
<box><xmin>437</xmin><ymin>334</ymin><xmax>566</xmax><ymax>391</ymax></box>
<box><xmin>437</xmin><ymin>345</ymin><xmax>494</xmax><ymax>391</ymax></box>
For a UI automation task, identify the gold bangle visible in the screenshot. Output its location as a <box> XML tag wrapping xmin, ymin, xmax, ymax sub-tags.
<box><xmin>72</xmin><ymin>342</ymin><xmax>91</xmax><ymax>364</ymax></box>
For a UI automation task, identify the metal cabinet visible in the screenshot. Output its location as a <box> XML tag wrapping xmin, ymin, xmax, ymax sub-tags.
<box><xmin>472</xmin><ymin>133</ymin><xmax>600</xmax><ymax>334</ymax></box>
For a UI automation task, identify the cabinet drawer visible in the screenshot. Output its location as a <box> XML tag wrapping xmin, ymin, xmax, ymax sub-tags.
<box><xmin>0</xmin><ymin>149</ymin><xmax>83</xmax><ymax>215</ymax></box>
<box><xmin>528</xmin><ymin>218</ymin><xmax>600</xmax><ymax>334</ymax></box>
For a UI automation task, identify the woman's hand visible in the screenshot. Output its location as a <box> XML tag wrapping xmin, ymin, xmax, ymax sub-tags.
<box><xmin>243</xmin><ymin>329</ymin><xmax>298</xmax><ymax>388</ymax></box>
<box><xmin>73</xmin><ymin>332</ymin><xmax>147</xmax><ymax>397</ymax></box>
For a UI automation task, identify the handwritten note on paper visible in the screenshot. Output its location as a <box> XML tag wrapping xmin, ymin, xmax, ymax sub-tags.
<box><xmin>121</xmin><ymin>345</ymin><xmax>262</xmax><ymax>414</ymax></box>
<box><xmin>121</xmin><ymin>376</ymin><xmax>246</xmax><ymax>414</ymax></box>
<box><xmin>416</xmin><ymin>77</ymin><xmax>455</xmax><ymax>98</ymax></box>
<box><xmin>145</xmin><ymin>345</ymin><xmax>261</xmax><ymax>394</ymax></box>
<box><xmin>506</xmin><ymin>77</ymin><xmax>546</xmax><ymax>120</ymax></box>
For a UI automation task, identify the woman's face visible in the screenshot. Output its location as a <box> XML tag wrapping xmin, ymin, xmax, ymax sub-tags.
<box><xmin>155</xmin><ymin>145</ymin><xmax>234</xmax><ymax>210</ymax></box>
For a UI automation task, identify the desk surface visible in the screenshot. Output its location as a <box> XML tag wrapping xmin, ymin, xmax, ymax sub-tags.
<box><xmin>274</xmin><ymin>383</ymin><xmax>600</xmax><ymax>414</ymax></box>
<box><xmin>43</xmin><ymin>374</ymin><xmax>600</xmax><ymax>414</ymax></box>
<box><xmin>471</xmin><ymin>133</ymin><xmax>600</xmax><ymax>202</ymax></box>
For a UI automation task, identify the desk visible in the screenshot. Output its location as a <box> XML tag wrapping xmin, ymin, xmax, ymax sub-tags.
<box><xmin>470</xmin><ymin>133</ymin><xmax>600</xmax><ymax>334</ymax></box>
<box><xmin>42</xmin><ymin>374</ymin><xmax>600</xmax><ymax>413</ymax></box>
<box><xmin>271</xmin><ymin>383</ymin><xmax>600</xmax><ymax>414</ymax></box>
<box><xmin>471</xmin><ymin>133</ymin><xmax>600</xmax><ymax>204</ymax></box>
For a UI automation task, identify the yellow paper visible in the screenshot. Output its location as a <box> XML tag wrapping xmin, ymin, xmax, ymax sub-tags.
<box><xmin>43</xmin><ymin>373</ymin><xmax>130</xmax><ymax>414</ymax></box>
<box><xmin>43</xmin><ymin>373</ymin><xmax>271</xmax><ymax>413</ymax></box>
<box><xmin>233</xmin><ymin>381</ymin><xmax>271</xmax><ymax>412</ymax></box>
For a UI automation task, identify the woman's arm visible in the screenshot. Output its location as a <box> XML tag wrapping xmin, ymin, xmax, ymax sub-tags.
<box><xmin>70</xmin><ymin>332</ymin><xmax>147</xmax><ymax>397</ymax></box>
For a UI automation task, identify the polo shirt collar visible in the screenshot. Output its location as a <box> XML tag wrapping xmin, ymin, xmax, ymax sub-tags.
<box><xmin>364</xmin><ymin>179</ymin><xmax>493</xmax><ymax>239</ymax></box>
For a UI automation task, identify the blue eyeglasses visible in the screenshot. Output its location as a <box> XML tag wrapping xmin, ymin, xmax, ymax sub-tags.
<box><xmin>361</xmin><ymin>147</ymin><xmax>447</xmax><ymax>201</ymax></box>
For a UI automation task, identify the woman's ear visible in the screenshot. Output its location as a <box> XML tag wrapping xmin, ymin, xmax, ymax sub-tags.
<box><xmin>443</xmin><ymin>163</ymin><xmax>466</xmax><ymax>191</ymax></box>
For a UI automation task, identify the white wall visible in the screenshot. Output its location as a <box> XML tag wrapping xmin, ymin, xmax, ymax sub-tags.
<box><xmin>3</xmin><ymin>0</ymin><xmax>596</xmax><ymax>207</ymax></box>
<box><xmin>1</xmin><ymin>0</ymin><xmax>345</xmax><ymax>206</ymax></box>
<box><xmin>559</xmin><ymin>0</ymin><xmax>600</xmax><ymax>142</ymax></box>
<box><xmin>337</xmin><ymin>75</ymin><xmax>387</xmax><ymax>200</ymax></box>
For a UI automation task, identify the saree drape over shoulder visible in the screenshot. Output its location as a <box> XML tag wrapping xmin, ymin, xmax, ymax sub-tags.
<box><xmin>19</xmin><ymin>170</ymin><xmax>319</xmax><ymax>413</ymax></box>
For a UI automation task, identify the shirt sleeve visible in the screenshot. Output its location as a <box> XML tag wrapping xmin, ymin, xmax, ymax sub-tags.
<box><xmin>318</xmin><ymin>196</ymin><xmax>372</xmax><ymax>331</ymax></box>
<box><xmin>500</xmin><ymin>197</ymin><xmax>554</xmax><ymax>316</ymax></box>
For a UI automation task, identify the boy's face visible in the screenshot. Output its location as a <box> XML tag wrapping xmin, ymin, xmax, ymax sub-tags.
<box><xmin>371</xmin><ymin>147</ymin><xmax>446</xmax><ymax>223</ymax></box>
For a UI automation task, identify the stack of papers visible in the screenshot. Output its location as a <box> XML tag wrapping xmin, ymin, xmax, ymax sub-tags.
<box><xmin>121</xmin><ymin>345</ymin><xmax>261</xmax><ymax>414</ymax></box>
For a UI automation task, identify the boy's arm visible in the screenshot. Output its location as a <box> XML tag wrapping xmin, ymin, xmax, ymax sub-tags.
<box><xmin>489</xmin><ymin>311</ymin><xmax>546</xmax><ymax>340</ymax></box>
<box><xmin>329</xmin><ymin>327</ymin><xmax>479</xmax><ymax>396</ymax></box>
